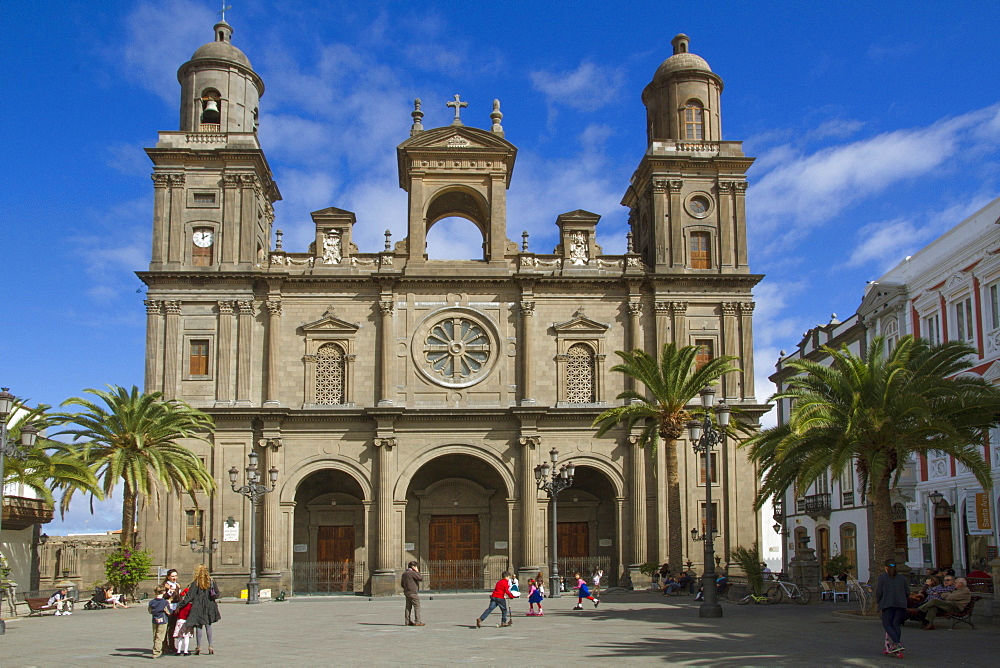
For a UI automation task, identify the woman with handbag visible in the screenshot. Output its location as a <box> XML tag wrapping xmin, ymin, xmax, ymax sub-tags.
<box><xmin>180</xmin><ymin>564</ymin><xmax>222</xmax><ymax>655</ymax></box>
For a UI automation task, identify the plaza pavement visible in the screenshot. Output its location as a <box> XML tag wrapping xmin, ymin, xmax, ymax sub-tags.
<box><xmin>0</xmin><ymin>590</ymin><xmax>995</xmax><ymax>666</ymax></box>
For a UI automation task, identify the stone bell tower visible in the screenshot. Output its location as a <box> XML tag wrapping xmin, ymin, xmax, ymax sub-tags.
<box><xmin>395</xmin><ymin>97</ymin><xmax>517</xmax><ymax>269</ymax></box>
<box><xmin>146</xmin><ymin>20</ymin><xmax>280</xmax><ymax>272</ymax></box>
<box><xmin>622</xmin><ymin>34</ymin><xmax>753</xmax><ymax>275</ymax></box>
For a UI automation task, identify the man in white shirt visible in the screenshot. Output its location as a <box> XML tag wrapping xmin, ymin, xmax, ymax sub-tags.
<box><xmin>46</xmin><ymin>588</ymin><xmax>73</xmax><ymax>615</ymax></box>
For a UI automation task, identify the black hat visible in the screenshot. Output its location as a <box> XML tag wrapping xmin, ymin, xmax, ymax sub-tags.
<box><xmin>884</xmin><ymin>559</ymin><xmax>896</xmax><ymax>567</ymax></box>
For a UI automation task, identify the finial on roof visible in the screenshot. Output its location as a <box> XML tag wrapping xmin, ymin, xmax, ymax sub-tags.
<box><xmin>218</xmin><ymin>2</ymin><xmax>232</xmax><ymax>23</ymax></box>
<box><xmin>626</xmin><ymin>230</ymin><xmax>635</xmax><ymax>254</ymax></box>
<box><xmin>446</xmin><ymin>94</ymin><xmax>468</xmax><ymax>126</ymax></box>
<box><xmin>779</xmin><ymin>350</ymin><xmax>786</xmax><ymax>357</ymax></box>
<box><xmin>274</xmin><ymin>229</ymin><xmax>283</xmax><ymax>251</ymax></box>
<box><xmin>521</xmin><ymin>230</ymin><xmax>529</xmax><ymax>252</ymax></box>
<box><xmin>829</xmin><ymin>313</ymin><xmax>840</xmax><ymax>324</ymax></box>
<box><xmin>490</xmin><ymin>99</ymin><xmax>504</xmax><ymax>136</ymax></box>
<box><xmin>671</xmin><ymin>33</ymin><xmax>690</xmax><ymax>55</ymax></box>
<box><xmin>410</xmin><ymin>98</ymin><xmax>424</xmax><ymax>135</ymax></box>
<box><xmin>384</xmin><ymin>229</ymin><xmax>392</xmax><ymax>251</ymax></box>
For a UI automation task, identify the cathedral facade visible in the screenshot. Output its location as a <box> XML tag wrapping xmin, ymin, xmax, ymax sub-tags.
<box><xmin>137</xmin><ymin>24</ymin><xmax>765</xmax><ymax>595</ymax></box>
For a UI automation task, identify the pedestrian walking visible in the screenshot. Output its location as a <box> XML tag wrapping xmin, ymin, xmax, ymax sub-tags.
<box><xmin>400</xmin><ymin>561</ymin><xmax>424</xmax><ymax>626</ymax></box>
<box><xmin>180</xmin><ymin>564</ymin><xmax>221</xmax><ymax>655</ymax></box>
<box><xmin>476</xmin><ymin>572</ymin><xmax>515</xmax><ymax>628</ymax></box>
<box><xmin>875</xmin><ymin>559</ymin><xmax>909</xmax><ymax>657</ymax></box>
<box><xmin>572</xmin><ymin>572</ymin><xmax>599</xmax><ymax>610</ymax></box>
<box><xmin>592</xmin><ymin>568</ymin><xmax>604</xmax><ymax>599</ymax></box>
<box><xmin>526</xmin><ymin>578</ymin><xmax>544</xmax><ymax>616</ymax></box>
<box><xmin>161</xmin><ymin>569</ymin><xmax>180</xmax><ymax>654</ymax></box>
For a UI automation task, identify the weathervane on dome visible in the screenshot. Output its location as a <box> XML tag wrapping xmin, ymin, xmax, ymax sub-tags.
<box><xmin>219</xmin><ymin>2</ymin><xmax>232</xmax><ymax>22</ymax></box>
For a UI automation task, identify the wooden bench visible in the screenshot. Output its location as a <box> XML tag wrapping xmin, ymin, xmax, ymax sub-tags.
<box><xmin>22</xmin><ymin>597</ymin><xmax>60</xmax><ymax>617</ymax></box>
<box><xmin>941</xmin><ymin>595</ymin><xmax>981</xmax><ymax>630</ymax></box>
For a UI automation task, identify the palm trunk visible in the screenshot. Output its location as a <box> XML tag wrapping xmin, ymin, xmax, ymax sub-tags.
<box><xmin>121</xmin><ymin>481</ymin><xmax>137</xmax><ymax>549</ymax></box>
<box><xmin>869</xmin><ymin>474</ymin><xmax>894</xmax><ymax>584</ymax></box>
<box><xmin>664</xmin><ymin>437</ymin><xmax>683</xmax><ymax>570</ymax></box>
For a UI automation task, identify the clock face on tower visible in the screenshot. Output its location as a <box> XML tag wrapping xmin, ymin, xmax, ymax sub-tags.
<box><xmin>192</xmin><ymin>230</ymin><xmax>214</xmax><ymax>248</ymax></box>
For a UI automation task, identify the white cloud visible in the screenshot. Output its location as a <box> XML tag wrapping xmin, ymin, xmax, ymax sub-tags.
<box><xmin>841</xmin><ymin>217</ymin><xmax>930</xmax><ymax>271</ymax></box>
<box><xmin>530</xmin><ymin>61</ymin><xmax>625</xmax><ymax>111</ymax></box>
<box><xmin>71</xmin><ymin>197</ymin><xmax>151</xmax><ymax>303</ymax></box>
<box><xmin>426</xmin><ymin>217</ymin><xmax>487</xmax><ymax>260</ymax></box>
<box><xmin>805</xmin><ymin>118</ymin><xmax>866</xmax><ymax>142</ymax></box>
<box><xmin>748</xmin><ymin>104</ymin><xmax>1000</xmax><ymax>241</ymax></box>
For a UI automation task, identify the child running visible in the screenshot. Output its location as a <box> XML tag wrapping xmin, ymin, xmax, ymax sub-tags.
<box><xmin>526</xmin><ymin>578</ymin><xmax>545</xmax><ymax>616</ymax></box>
<box><xmin>573</xmin><ymin>572</ymin><xmax>599</xmax><ymax>610</ymax></box>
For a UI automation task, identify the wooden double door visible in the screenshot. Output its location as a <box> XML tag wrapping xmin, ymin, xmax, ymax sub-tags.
<box><xmin>317</xmin><ymin>525</ymin><xmax>355</xmax><ymax>592</ymax></box>
<box><xmin>429</xmin><ymin>515</ymin><xmax>481</xmax><ymax>590</ymax></box>
<box><xmin>558</xmin><ymin>522</ymin><xmax>589</xmax><ymax>558</ymax></box>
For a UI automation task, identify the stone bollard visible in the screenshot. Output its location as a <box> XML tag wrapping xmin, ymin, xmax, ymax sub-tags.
<box><xmin>789</xmin><ymin>546</ymin><xmax>821</xmax><ymax>603</ymax></box>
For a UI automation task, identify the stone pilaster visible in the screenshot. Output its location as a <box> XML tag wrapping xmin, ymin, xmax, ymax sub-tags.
<box><xmin>144</xmin><ymin>300</ymin><xmax>163</xmax><ymax>394</ymax></box>
<box><xmin>517</xmin><ymin>436</ymin><xmax>540</xmax><ymax>574</ymax></box>
<box><xmin>215</xmin><ymin>301</ymin><xmax>235</xmax><ymax>406</ymax></box>
<box><xmin>261</xmin><ymin>437</ymin><xmax>282</xmax><ymax>573</ymax></box>
<box><xmin>378</xmin><ymin>298</ymin><xmax>394</xmax><ymax>406</ymax></box>
<box><xmin>739</xmin><ymin>302</ymin><xmax>756</xmax><ymax>400</ymax></box>
<box><xmin>162</xmin><ymin>300</ymin><xmax>182</xmax><ymax>399</ymax></box>
<box><xmin>733</xmin><ymin>181</ymin><xmax>749</xmax><ymax>268</ymax></box>
<box><xmin>519</xmin><ymin>300</ymin><xmax>535</xmax><ymax>405</ymax></box>
<box><xmin>372</xmin><ymin>437</ymin><xmax>397</xmax><ymax>595</ymax></box>
<box><xmin>222</xmin><ymin>174</ymin><xmax>241</xmax><ymax>265</ymax></box>
<box><xmin>627</xmin><ymin>434</ymin><xmax>647</xmax><ymax>568</ymax></box>
<box><xmin>264</xmin><ymin>299</ymin><xmax>282</xmax><ymax>406</ymax></box>
<box><xmin>150</xmin><ymin>174</ymin><xmax>170</xmax><ymax>267</ymax></box>
<box><xmin>236</xmin><ymin>300</ymin><xmax>255</xmax><ymax>406</ymax></box>
<box><xmin>655</xmin><ymin>301</ymin><xmax>671</xmax><ymax>348</ymax></box>
<box><xmin>721</xmin><ymin>302</ymin><xmax>740</xmax><ymax>399</ymax></box>
<box><xmin>667</xmin><ymin>180</ymin><xmax>683</xmax><ymax>268</ymax></box>
<box><xmin>671</xmin><ymin>301</ymin><xmax>688</xmax><ymax>346</ymax></box>
<box><xmin>717</xmin><ymin>181</ymin><xmax>734</xmax><ymax>269</ymax></box>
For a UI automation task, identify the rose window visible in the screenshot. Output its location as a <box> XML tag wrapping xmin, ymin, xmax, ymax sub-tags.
<box><xmin>422</xmin><ymin>317</ymin><xmax>491</xmax><ymax>382</ymax></box>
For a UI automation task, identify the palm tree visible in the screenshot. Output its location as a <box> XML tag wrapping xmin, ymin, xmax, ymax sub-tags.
<box><xmin>593</xmin><ymin>343</ymin><xmax>739</xmax><ymax>571</ymax></box>
<box><xmin>55</xmin><ymin>385</ymin><xmax>217</xmax><ymax>547</ymax></box>
<box><xmin>3</xmin><ymin>400</ymin><xmax>102</xmax><ymax>518</ymax></box>
<box><xmin>744</xmin><ymin>335</ymin><xmax>999</xmax><ymax>580</ymax></box>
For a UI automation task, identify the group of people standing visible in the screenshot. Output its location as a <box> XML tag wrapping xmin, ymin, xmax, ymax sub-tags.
<box><xmin>148</xmin><ymin>565</ymin><xmax>221</xmax><ymax>658</ymax></box>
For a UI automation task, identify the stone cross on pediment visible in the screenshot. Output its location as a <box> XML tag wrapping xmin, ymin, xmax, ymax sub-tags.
<box><xmin>447</xmin><ymin>94</ymin><xmax>468</xmax><ymax>126</ymax></box>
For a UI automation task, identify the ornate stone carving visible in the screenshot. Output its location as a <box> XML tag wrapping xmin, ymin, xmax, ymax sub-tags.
<box><xmin>519</xmin><ymin>301</ymin><xmax>535</xmax><ymax>316</ymax></box>
<box><xmin>668</xmin><ymin>180</ymin><xmax>684</xmax><ymax>193</ymax></box>
<box><xmin>733</xmin><ymin>181</ymin><xmax>749</xmax><ymax>194</ymax></box>
<box><xmin>266</xmin><ymin>300</ymin><xmax>283</xmax><ymax>316</ymax></box>
<box><xmin>655</xmin><ymin>301</ymin><xmax>671</xmax><ymax>314</ymax></box>
<box><xmin>627</xmin><ymin>302</ymin><xmax>643</xmax><ymax>317</ymax></box>
<box><xmin>239</xmin><ymin>174</ymin><xmax>258</xmax><ymax>188</ymax></box>
<box><xmin>652</xmin><ymin>179</ymin><xmax>668</xmax><ymax>194</ymax></box>
<box><xmin>378</xmin><ymin>299</ymin><xmax>394</xmax><ymax>316</ymax></box>
<box><xmin>671</xmin><ymin>301</ymin><xmax>688</xmax><ymax>313</ymax></box>
<box><xmin>223</xmin><ymin>174</ymin><xmax>241</xmax><ymax>188</ymax></box>
<box><xmin>374</xmin><ymin>437</ymin><xmax>397</xmax><ymax>449</ymax></box>
<box><xmin>237</xmin><ymin>300</ymin><xmax>256</xmax><ymax>316</ymax></box>
<box><xmin>721</xmin><ymin>302</ymin><xmax>740</xmax><ymax>316</ymax></box>
<box><xmin>739</xmin><ymin>302</ymin><xmax>756</xmax><ymax>315</ymax></box>
<box><xmin>168</xmin><ymin>174</ymin><xmax>185</xmax><ymax>187</ymax></box>
<box><xmin>144</xmin><ymin>299</ymin><xmax>162</xmax><ymax>315</ymax></box>
<box><xmin>322</xmin><ymin>229</ymin><xmax>342</xmax><ymax>264</ymax></box>
<box><xmin>151</xmin><ymin>174</ymin><xmax>171</xmax><ymax>188</ymax></box>
<box><xmin>518</xmin><ymin>436</ymin><xmax>540</xmax><ymax>448</ymax></box>
<box><xmin>163</xmin><ymin>300</ymin><xmax>182</xmax><ymax>315</ymax></box>
<box><xmin>217</xmin><ymin>300</ymin><xmax>235</xmax><ymax>315</ymax></box>
<box><xmin>569</xmin><ymin>230</ymin><xmax>589</xmax><ymax>265</ymax></box>
<box><xmin>716</xmin><ymin>181</ymin><xmax>734</xmax><ymax>194</ymax></box>
<box><xmin>257</xmin><ymin>437</ymin><xmax>282</xmax><ymax>450</ymax></box>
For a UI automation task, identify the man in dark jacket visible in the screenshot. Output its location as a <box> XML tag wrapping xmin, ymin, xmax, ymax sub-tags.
<box><xmin>400</xmin><ymin>561</ymin><xmax>424</xmax><ymax>626</ymax></box>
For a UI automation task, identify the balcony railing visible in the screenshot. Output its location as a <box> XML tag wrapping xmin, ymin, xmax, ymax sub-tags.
<box><xmin>803</xmin><ymin>493</ymin><xmax>832</xmax><ymax>517</ymax></box>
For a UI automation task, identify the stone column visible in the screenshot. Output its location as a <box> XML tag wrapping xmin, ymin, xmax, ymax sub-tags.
<box><xmin>733</xmin><ymin>181</ymin><xmax>749</xmax><ymax>268</ymax></box>
<box><xmin>264</xmin><ymin>300</ymin><xmax>282</xmax><ymax>406</ymax></box>
<box><xmin>371</xmin><ymin>437</ymin><xmax>397</xmax><ymax>595</ymax></box>
<box><xmin>239</xmin><ymin>175</ymin><xmax>258</xmax><ymax>265</ymax></box>
<box><xmin>614</xmin><ymin>497</ymin><xmax>627</xmax><ymax>587</ymax></box>
<box><xmin>655</xmin><ymin>301</ymin><xmax>671</xmax><ymax>348</ymax></box>
<box><xmin>261</xmin><ymin>438</ymin><xmax>282</xmax><ymax>573</ymax></box>
<box><xmin>215</xmin><ymin>301</ymin><xmax>234</xmax><ymax>406</ymax></box>
<box><xmin>717</xmin><ymin>181</ymin><xmax>734</xmax><ymax>269</ymax></box>
<box><xmin>167</xmin><ymin>174</ymin><xmax>185</xmax><ymax>264</ymax></box>
<box><xmin>739</xmin><ymin>302</ymin><xmax>756</xmax><ymax>401</ymax></box>
<box><xmin>162</xmin><ymin>300</ymin><xmax>182</xmax><ymax>399</ymax></box>
<box><xmin>280</xmin><ymin>501</ymin><xmax>295</xmax><ymax>579</ymax></box>
<box><xmin>627</xmin><ymin>434</ymin><xmax>648</xmax><ymax>585</ymax></box>
<box><xmin>651</xmin><ymin>179</ymin><xmax>668</xmax><ymax>270</ymax></box>
<box><xmin>150</xmin><ymin>174</ymin><xmax>170</xmax><ymax>267</ymax></box>
<box><xmin>222</xmin><ymin>174</ymin><xmax>241</xmax><ymax>265</ymax></box>
<box><xmin>671</xmin><ymin>302</ymin><xmax>688</xmax><ymax>346</ymax></box>
<box><xmin>378</xmin><ymin>298</ymin><xmax>394</xmax><ymax>406</ymax></box>
<box><xmin>519</xmin><ymin>301</ymin><xmax>535</xmax><ymax>405</ymax></box>
<box><xmin>668</xmin><ymin>180</ymin><xmax>684</xmax><ymax>268</ymax></box>
<box><xmin>721</xmin><ymin>302</ymin><xmax>740</xmax><ymax>399</ymax></box>
<box><xmin>627</xmin><ymin>301</ymin><xmax>642</xmax><ymax>392</ymax></box>
<box><xmin>235</xmin><ymin>300</ymin><xmax>255</xmax><ymax>406</ymax></box>
<box><xmin>517</xmin><ymin>436</ymin><xmax>540</xmax><ymax>582</ymax></box>
<box><xmin>144</xmin><ymin>300</ymin><xmax>163</xmax><ymax>394</ymax></box>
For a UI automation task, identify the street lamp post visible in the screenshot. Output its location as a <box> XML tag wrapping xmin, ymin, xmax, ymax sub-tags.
<box><xmin>1</xmin><ymin>388</ymin><xmax>37</xmax><ymax>635</ymax></box>
<box><xmin>189</xmin><ymin>538</ymin><xmax>220</xmax><ymax>554</ymax></box>
<box><xmin>534</xmin><ymin>448</ymin><xmax>575</xmax><ymax>599</ymax></box>
<box><xmin>229</xmin><ymin>452</ymin><xmax>278</xmax><ymax>605</ymax></box>
<box><xmin>686</xmin><ymin>386</ymin><xmax>729</xmax><ymax>619</ymax></box>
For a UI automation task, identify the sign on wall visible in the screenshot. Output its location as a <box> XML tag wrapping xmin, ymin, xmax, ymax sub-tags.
<box><xmin>223</xmin><ymin>522</ymin><xmax>240</xmax><ymax>542</ymax></box>
<box><xmin>909</xmin><ymin>523</ymin><xmax>927</xmax><ymax>538</ymax></box>
<box><xmin>966</xmin><ymin>492</ymin><xmax>993</xmax><ymax>535</ymax></box>
<box><xmin>293</xmin><ymin>544</ymin><xmax>308</xmax><ymax>553</ymax></box>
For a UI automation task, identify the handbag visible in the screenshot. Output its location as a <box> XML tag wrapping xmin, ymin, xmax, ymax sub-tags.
<box><xmin>208</xmin><ymin>580</ymin><xmax>220</xmax><ymax>600</ymax></box>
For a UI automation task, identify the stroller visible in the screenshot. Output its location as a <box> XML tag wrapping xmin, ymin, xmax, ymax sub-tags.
<box><xmin>83</xmin><ymin>586</ymin><xmax>109</xmax><ymax>610</ymax></box>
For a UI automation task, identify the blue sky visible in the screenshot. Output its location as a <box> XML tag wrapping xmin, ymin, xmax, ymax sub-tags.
<box><xmin>3</xmin><ymin>0</ymin><xmax>998</xmax><ymax>533</ymax></box>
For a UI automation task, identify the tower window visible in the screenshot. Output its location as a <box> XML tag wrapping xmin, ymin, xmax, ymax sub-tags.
<box><xmin>565</xmin><ymin>343</ymin><xmax>596</xmax><ymax>403</ymax></box>
<box><xmin>200</xmin><ymin>89</ymin><xmax>222</xmax><ymax>127</ymax></box>
<box><xmin>189</xmin><ymin>339</ymin><xmax>210</xmax><ymax>376</ymax></box>
<box><xmin>683</xmin><ymin>101</ymin><xmax>704</xmax><ymax>140</ymax></box>
<box><xmin>192</xmin><ymin>227</ymin><xmax>214</xmax><ymax>266</ymax></box>
<box><xmin>694</xmin><ymin>339</ymin><xmax>714</xmax><ymax>370</ymax></box>
<box><xmin>690</xmin><ymin>231</ymin><xmax>711</xmax><ymax>269</ymax></box>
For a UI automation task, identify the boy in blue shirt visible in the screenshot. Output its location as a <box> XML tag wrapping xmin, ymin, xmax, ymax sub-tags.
<box><xmin>148</xmin><ymin>586</ymin><xmax>171</xmax><ymax>658</ymax></box>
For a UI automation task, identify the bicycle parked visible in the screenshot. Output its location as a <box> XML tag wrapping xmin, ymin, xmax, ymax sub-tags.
<box><xmin>765</xmin><ymin>579</ymin><xmax>812</xmax><ymax>605</ymax></box>
<box><xmin>736</xmin><ymin>591</ymin><xmax>776</xmax><ymax>605</ymax></box>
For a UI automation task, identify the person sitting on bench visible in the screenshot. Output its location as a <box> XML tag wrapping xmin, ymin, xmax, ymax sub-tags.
<box><xmin>45</xmin><ymin>588</ymin><xmax>74</xmax><ymax>616</ymax></box>
<box><xmin>918</xmin><ymin>577</ymin><xmax>971</xmax><ymax>630</ymax></box>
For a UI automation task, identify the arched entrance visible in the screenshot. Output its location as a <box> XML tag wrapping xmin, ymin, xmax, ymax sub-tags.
<box><xmin>552</xmin><ymin>464</ymin><xmax>619</xmax><ymax>588</ymax></box>
<box><xmin>292</xmin><ymin>468</ymin><xmax>367</xmax><ymax>594</ymax></box>
<box><xmin>404</xmin><ymin>452</ymin><xmax>510</xmax><ymax>590</ymax></box>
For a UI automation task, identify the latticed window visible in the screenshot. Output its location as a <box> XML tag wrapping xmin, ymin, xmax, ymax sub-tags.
<box><xmin>565</xmin><ymin>343</ymin><xmax>596</xmax><ymax>403</ymax></box>
<box><xmin>316</xmin><ymin>342</ymin><xmax>345</xmax><ymax>405</ymax></box>
<box><xmin>683</xmin><ymin>100</ymin><xmax>704</xmax><ymax>140</ymax></box>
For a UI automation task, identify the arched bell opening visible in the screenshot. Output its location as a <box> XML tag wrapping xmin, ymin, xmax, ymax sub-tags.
<box><xmin>292</xmin><ymin>468</ymin><xmax>367</xmax><ymax>594</ymax></box>
<box><xmin>405</xmin><ymin>452</ymin><xmax>511</xmax><ymax>590</ymax></box>
<box><xmin>424</xmin><ymin>188</ymin><xmax>489</xmax><ymax>261</ymax></box>
<box><xmin>550</xmin><ymin>464</ymin><xmax>620</xmax><ymax>588</ymax></box>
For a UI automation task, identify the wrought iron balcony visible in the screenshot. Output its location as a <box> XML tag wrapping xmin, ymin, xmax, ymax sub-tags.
<box><xmin>803</xmin><ymin>493</ymin><xmax>832</xmax><ymax>517</ymax></box>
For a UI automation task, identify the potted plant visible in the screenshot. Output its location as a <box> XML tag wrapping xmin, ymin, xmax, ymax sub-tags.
<box><xmin>638</xmin><ymin>562</ymin><xmax>661</xmax><ymax>589</ymax></box>
<box><xmin>825</xmin><ymin>554</ymin><xmax>853</xmax><ymax>581</ymax></box>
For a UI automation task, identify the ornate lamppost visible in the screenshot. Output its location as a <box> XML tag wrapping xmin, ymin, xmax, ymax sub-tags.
<box><xmin>189</xmin><ymin>538</ymin><xmax>220</xmax><ymax>554</ymax></box>
<box><xmin>686</xmin><ymin>386</ymin><xmax>729</xmax><ymax>619</ymax></box>
<box><xmin>229</xmin><ymin>452</ymin><xmax>278</xmax><ymax>605</ymax></box>
<box><xmin>534</xmin><ymin>448</ymin><xmax>575</xmax><ymax>598</ymax></box>
<box><xmin>1</xmin><ymin>388</ymin><xmax>36</xmax><ymax>635</ymax></box>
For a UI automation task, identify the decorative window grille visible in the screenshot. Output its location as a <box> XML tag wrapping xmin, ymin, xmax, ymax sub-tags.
<box><xmin>565</xmin><ymin>343</ymin><xmax>596</xmax><ymax>403</ymax></box>
<box><xmin>316</xmin><ymin>343</ymin><xmax>345</xmax><ymax>405</ymax></box>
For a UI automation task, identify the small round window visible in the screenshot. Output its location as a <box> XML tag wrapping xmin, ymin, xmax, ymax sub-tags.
<box><xmin>411</xmin><ymin>308</ymin><xmax>499</xmax><ymax>388</ymax></box>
